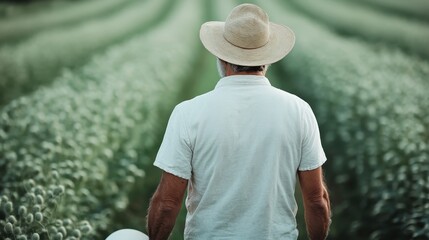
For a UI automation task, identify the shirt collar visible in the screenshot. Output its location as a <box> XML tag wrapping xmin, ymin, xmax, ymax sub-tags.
<box><xmin>215</xmin><ymin>75</ymin><xmax>271</xmax><ymax>89</ymax></box>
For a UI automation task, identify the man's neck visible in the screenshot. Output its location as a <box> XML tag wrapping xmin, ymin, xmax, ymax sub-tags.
<box><xmin>222</xmin><ymin>60</ymin><xmax>265</xmax><ymax>77</ymax></box>
<box><xmin>226</xmin><ymin>71</ymin><xmax>264</xmax><ymax>76</ymax></box>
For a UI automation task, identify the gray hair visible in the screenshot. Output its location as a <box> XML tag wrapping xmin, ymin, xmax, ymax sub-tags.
<box><xmin>217</xmin><ymin>58</ymin><xmax>269</xmax><ymax>78</ymax></box>
<box><xmin>217</xmin><ymin>58</ymin><xmax>226</xmax><ymax>78</ymax></box>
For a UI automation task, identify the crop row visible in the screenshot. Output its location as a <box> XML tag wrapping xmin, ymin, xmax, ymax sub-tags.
<box><xmin>0</xmin><ymin>0</ymin><xmax>135</xmax><ymax>43</ymax></box>
<box><xmin>263</xmin><ymin>0</ymin><xmax>429</xmax><ymax>239</ymax></box>
<box><xmin>0</xmin><ymin>1</ymin><xmax>59</xmax><ymax>18</ymax></box>
<box><xmin>0</xmin><ymin>0</ymin><xmax>202</xmax><ymax>238</ymax></box>
<box><xmin>289</xmin><ymin>0</ymin><xmax>429</xmax><ymax>59</ymax></box>
<box><xmin>351</xmin><ymin>0</ymin><xmax>429</xmax><ymax>22</ymax></box>
<box><xmin>0</xmin><ymin>0</ymin><xmax>169</xmax><ymax>106</ymax></box>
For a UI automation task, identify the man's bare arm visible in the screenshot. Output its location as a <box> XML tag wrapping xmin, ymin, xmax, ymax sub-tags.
<box><xmin>298</xmin><ymin>167</ymin><xmax>331</xmax><ymax>240</ymax></box>
<box><xmin>147</xmin><ymin>171</ymin><xmax>188</xmax><ymax>240</ymax></box>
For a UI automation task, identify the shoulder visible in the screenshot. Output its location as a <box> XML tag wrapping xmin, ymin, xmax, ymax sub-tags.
<box><xmin>269</xmin><ymin>86</ymin><xmax>311</xmax><ymax>109</ymax></box>
<box><xmin>175</xmin><ymin>91</ymin><xmax>214</xmax><ymax>111</ymax></box>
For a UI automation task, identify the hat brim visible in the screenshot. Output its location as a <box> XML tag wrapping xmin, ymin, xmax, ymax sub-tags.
<box><xmin>200</xmin><ymin>21</ymin><xmax>295</xmax><ymax>66</ymax></box>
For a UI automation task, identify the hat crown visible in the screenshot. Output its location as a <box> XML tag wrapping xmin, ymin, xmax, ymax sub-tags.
<box><xmin>223</xmin><ymin>4</ymin><xmax>270</xmax><ymax>49</ymax></box>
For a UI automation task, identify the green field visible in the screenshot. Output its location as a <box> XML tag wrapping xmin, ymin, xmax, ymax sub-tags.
<box><xmin>0</xmin><ymin>0</ymin><xmax>428</xmax><ymax>239</ymax></box>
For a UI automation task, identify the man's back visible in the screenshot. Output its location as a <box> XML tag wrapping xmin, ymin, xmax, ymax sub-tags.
<box><xmin>147</xmin><ymin>4</ymin><xmax>330</xmax><ymax>240</ymax></box>
<box><xmin>154</xmin><ymin>75</ymin><xmax>326</xmax><ymax>239</ymax></box>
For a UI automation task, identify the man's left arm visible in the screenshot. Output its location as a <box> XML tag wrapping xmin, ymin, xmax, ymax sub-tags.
<box><xmin>147</xmin><ymin>171</ymin><xmax>188</xmax><ymax>240</ymax></box>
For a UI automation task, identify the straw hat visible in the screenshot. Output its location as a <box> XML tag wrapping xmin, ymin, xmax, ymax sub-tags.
<box><xmin>200</xmin><ymin>3</ymin><xmax>295</xmax><ymax>66</ymax></box>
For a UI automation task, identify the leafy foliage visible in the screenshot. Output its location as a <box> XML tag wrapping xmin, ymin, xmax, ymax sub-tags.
<box><xmin>0</xmin><ymin>0</ymin><xmax>134</xmax><ymax>43</ymax></box>
<box><xmin>0</xmin><ymin>0</ymin><xmax>202</xmax><ymax>238</ymax></box>
<box><xmin>350</xmin><ymin>0</ymin><xmax>429</xmax><ymax>22</ymax></box>
<box><xmin>0</xmin><ymin>0</ymin><xmax>168</xmax><ymax>106</ymax></box>
<box><xmin>289</xmin><ymin>0</ymin><xmax>429</xmax><ymax>58</ymax></box>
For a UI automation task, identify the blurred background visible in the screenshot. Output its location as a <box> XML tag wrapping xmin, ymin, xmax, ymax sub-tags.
<box><xmin>0</xmin><ymin>0</ymin><xmax>428</xmax><ymax>239</ymax></box>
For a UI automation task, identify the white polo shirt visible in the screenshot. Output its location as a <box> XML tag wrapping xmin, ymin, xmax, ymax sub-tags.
<box><xmin>154</xmin><ymin>75</ymin><xmax>326</xmax><ymax>240</ymax></box>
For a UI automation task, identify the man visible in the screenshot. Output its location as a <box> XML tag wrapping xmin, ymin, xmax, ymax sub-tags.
<box><xmin>147</xmin><ymin>3</ymin><xmax>331</xmax><ymax>240</ymax></box>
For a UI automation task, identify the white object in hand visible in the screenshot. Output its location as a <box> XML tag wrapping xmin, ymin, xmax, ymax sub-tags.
<box><xmin>106</xmin><ymin>229</ymin><xmax>149</xmax><ymax>240</ymax></box>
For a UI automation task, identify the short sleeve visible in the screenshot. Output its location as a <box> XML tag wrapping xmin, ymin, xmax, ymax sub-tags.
<box><xmin>153</xmin><ymin>104</ymin><xmax>192</xmax><ymax>179</ymax></box>
<box><xmin>298</xmin><ymin>103</ymin><xmax>327</xmax><ymax>171</ymax></box>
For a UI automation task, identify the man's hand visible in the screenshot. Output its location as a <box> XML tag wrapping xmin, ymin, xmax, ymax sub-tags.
<box><xmin>147</xmin><ymin>171</ymin><xmax>188</xmax><ymax>240</ymax></box>
<box><xmin>298</xmin><ymin>167</ymin><xmax>331</xmax><ymax>240</ymax></box>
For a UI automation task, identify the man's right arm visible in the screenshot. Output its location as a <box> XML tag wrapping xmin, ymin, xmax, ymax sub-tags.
<box><xmin>298</xmin><ymin>167</ymin><xmax>331</xmax><ymax>240</ymax></box>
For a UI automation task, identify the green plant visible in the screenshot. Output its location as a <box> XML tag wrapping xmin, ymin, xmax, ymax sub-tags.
<box><xmin>289</xmin><ymin>0</ymin><xmax>429</xmax><ymax>59</ymax></box>
<box><xmin>0</xmin><ymin>0</ymin><xmax>135</xmax><ymax>43</ymax></box>
<box><xmin>349</xmin><ymin>0</ymin><xmax>429</xmax><ymax>22</ymax></box>
<box><xmin>0</xmin><ymin>0</ymin><xmax>170</xmax><ymax>106</ymax></box>
<box><xmin>0</xmin><ymin>0</ymin><xmax>203</xmax><ymax>238</ymax></box>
